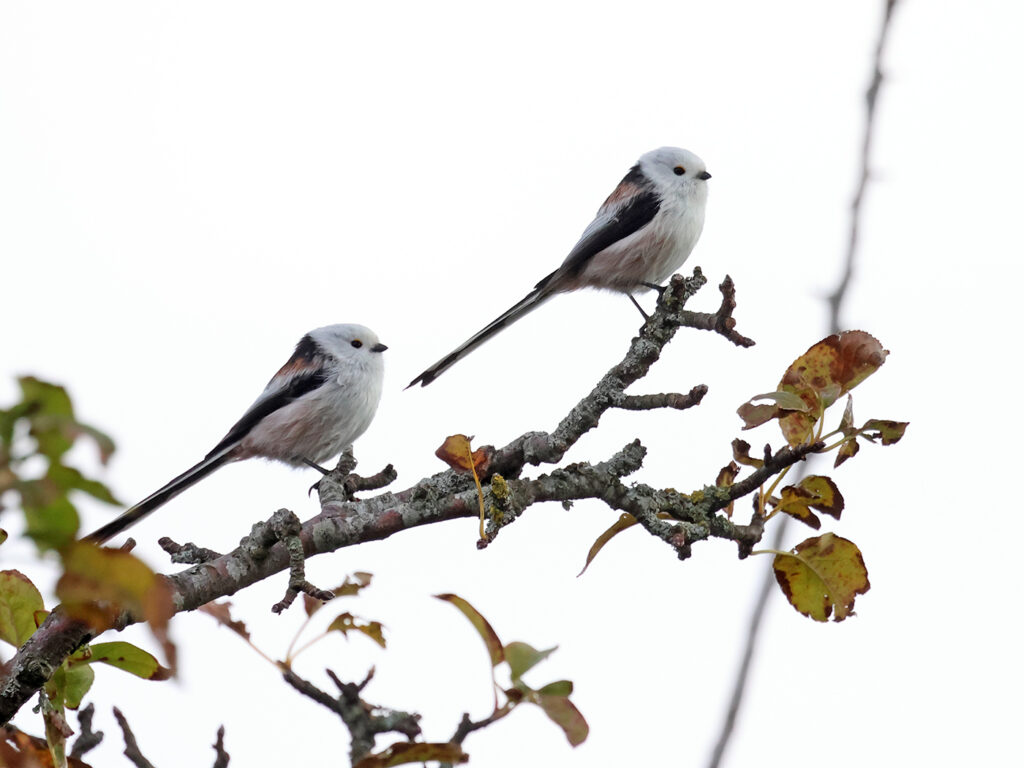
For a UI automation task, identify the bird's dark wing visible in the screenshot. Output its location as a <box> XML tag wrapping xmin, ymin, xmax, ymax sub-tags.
<box><xmin>548</xmin><ymin>171</ymin><xmax>662</xmax><ymax>284</ymax></box>
<box><xmin>204</xmin><ymin>335</ymin><xmax>330</xmax><ymax>459</ymax></box>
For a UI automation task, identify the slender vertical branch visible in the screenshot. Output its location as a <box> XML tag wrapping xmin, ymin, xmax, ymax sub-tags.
<box><xmin>707</xmin><ymin>3</ymin><xmax>901</xmax><ymax>766</ymax></box>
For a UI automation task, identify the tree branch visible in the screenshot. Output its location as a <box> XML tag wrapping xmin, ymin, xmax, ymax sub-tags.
<box><xmin>281</xmin><ymin>666</ymin><xmax>420</xmax><ymax>764</ymax></box>
<box><xmin>0</xmin><ymin>267</ymin><xmax>796</xmax><ymax>726</ymax></box>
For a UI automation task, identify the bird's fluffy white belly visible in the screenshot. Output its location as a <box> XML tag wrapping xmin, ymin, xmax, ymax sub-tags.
<box><xmin>239</xmin><ymin>382</ymin><xmax>377</xmax><ymax>466</ymax></box>
<box><xmin>577</xmin><ymin>197</ymin><xmax>705</xmax><ymax>291</ymax></box>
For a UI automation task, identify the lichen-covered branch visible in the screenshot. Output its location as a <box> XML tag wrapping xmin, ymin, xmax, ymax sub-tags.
<box><xmin>1</xmin><ymin>268</ymin><xmax>814</xmax><ymax>726</ymax></box>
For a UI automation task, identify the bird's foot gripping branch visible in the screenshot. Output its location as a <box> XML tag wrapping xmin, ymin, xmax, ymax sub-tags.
<box><xmin>0</xmin><ymin>268</ymin><xmax>906</xmax><ymax>745</ymax></box>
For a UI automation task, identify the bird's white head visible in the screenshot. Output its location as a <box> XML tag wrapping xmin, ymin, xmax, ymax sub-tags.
<box><xmin>637</xmin><ymin>147</ymin><xmax>711</xmax><ymax>203</ymax></box>
<box><xmin>310</xmin><ymin>324</ymin><xmax>388</xmax><ymax>368</ymax></box>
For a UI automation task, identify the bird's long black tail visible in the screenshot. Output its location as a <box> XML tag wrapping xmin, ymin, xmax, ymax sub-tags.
<box><xmin>83</xmin><ymin>449</ymin><xmax>234</xmax><ymax>544</ymax></box>
<box><xmin>407</xmin><ymin>280</ymin><xmax>555</xmax><ymax>388</ymax></box>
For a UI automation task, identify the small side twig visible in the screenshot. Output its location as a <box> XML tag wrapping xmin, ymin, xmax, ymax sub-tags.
<box><xmin>281</xmin><ymin>667</ymin><xmax>421</xmax><ymax>764</ymax></box>
<box><xmin>70</xmin><ymin>702</ymin><xmax>102</xmax><ymax>758</ymax></box>
<box><xmin>265</xmin><ymin>510</ymin><xmax>334</xmax><ymax>614</ymax></box>
<box><xmin>449</xmin><ymin>706</ymin><xmax>513</xmax><ymax>746</ymax></box>
<box><xmin>159</xmin><ymin>538</ymin><xmax>223</xmax><ymax>564</ymax></box>
<box><xmin>211</xmin><ymin>725</ymin><xmax>229</xmax><ymax>768</ymax></box>
<box><xmin>312</xmin><ymin>449</ymin><xmax>397</xmax><ymax>507</ymax></box>
<box><xmin>614</xmin><ymin>385</ymin><xmax>708</xmax><ymax>412</ymax></box>
<box><xmin>112</xmin><ymin>707</ymin><xmax>158</xmax><ymax>768</ymax></box>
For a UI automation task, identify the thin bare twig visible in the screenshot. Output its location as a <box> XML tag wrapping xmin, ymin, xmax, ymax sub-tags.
<box><xmin>707</xmin><ymin>3</ymin><xmax>901</xmax><ymax>767</ymax></box>
<box><xmin>112</xmin><ymin>707</ymin><xmax>158</xmax><ymax>768</ymax></box>
<box><xmin>70</xmin><ymin>702</ymin><xmax>102</xmax><ymax>758</ymax></box>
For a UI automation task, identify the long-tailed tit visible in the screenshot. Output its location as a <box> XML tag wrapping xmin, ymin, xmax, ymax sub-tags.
<box><xmin>85</xmin><ymin>323</ymin><xmax>387</xmax><ymax>544</ymax></box>
<box><xmin>407</xmin><ymin>146</ymin><xmax>711</xmax><ymax>388</ymax></box>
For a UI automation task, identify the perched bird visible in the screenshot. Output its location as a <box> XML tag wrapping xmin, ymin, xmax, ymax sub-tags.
<box><xmin>85</xmin><ymin>324</ymin><xmax>387</xmax><ymax>544</ymax></box>
<box><xmin>407</xmin><ymin>146</ymin><xmax>711</xmax><ymax>388</ymax></box>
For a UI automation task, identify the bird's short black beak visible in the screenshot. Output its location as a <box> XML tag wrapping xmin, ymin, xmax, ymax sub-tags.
<box><xmin>697</xmin><ymin>170</ymin><xmax>711</xmax><ymax>180</ymax></box>
<box><xmin>371</xmin><ymin>343</ymin><xmax>388</xmax><ymax>353</ymax></box>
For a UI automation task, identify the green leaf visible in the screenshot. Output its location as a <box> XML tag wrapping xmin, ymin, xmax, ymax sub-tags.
<box><xmin>535</xmin><ymin>694</ymin><xmax>589</xmax><ymax>747</ymax></box>
<box><xmin>772</xmin><ymin>533</ymin><xmax>870</xmax><ymax>622</ymax></box>
<box><xmin>536</xmin><ymin>680</ymin><xmax>573</xmax><ymax>697</ymax></box>
<box><xmin>58</xmin><ymin>541</ymin><xmax>176</xmax><ymax>662</ymax></box>
<box><xmin>46</xmin><ymin>464</ymin><xmax>120</xmax><ymax>505</ymax></box>
<box><xmin>504</xmin><ymin>641</ymin><xmax>557</xmax><ymax>682</ymax></box>
<box><xmin>62</xmin><ymin>662</ymin><xmax>95</xmax><ymax>709</ymax></box>
<box><xmin>82</xmin><ymin>641</ymin><xmax>173</xmax><ymax>680</ymax></box>
<box><xmin>435</xmin><ymin>593</ymin><xmax>504</xmax><ymax>666</ymax></box>
<box><xmin>15</xmin><ymin>376</ymin><xmax>116</xmax><ymax>464</ymax></box>
<box><xmin>23</xmin><ymin>495</ymin><xmax>79</xmax><ymax>551</ymax></box>
<box><xmin>0</xmin><ymin>569</ymin><xmax>46</xmax><ymax>646</ymax></box>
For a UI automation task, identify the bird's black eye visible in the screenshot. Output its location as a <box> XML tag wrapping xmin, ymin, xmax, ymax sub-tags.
<box><xmin>351</xmin><ymin>339</ymin><xmax>363</xmax><ymax>349</ymax></box>
<box><xmin>674</xmin><ymin>166</ymin><xmax>686</xmax><ymax>176</ymax></box>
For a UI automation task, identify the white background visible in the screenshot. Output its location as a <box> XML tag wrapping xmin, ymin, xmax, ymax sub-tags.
<box><xmin>1</xmin><ymin>2</ymin><xmax>1020</xmax><ymax>766</ymax></box>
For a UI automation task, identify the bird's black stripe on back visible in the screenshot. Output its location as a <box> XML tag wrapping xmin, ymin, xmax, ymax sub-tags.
<box><xmin>620</xmin><ymin>163</ymin><xmax>645</xmax><ymax>186</ymax></box>
<box><xmin>561</xmin><ymin>188</ymin><xmax>662</xmax><ymax>278</ymax></box>
<box><xmin>204</xmin><ymin>368</ymin><xmax>330</xmax><ymax>459</ymax></box>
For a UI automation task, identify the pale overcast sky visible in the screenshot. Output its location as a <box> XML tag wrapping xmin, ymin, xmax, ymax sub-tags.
<box><xmin>1</xmin><ymin>2</ymin><xmax>1020</xmax><ymax>767</ymax></box>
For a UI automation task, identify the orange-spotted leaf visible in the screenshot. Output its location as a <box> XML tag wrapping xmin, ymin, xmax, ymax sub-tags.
<box><xmin>577</xmin><ymin>511</ymin><xmax>679</xmax><ymax>575</ymax></box>
<box><xmin>731</xmin><ymin>439</ymin><xmax>764</xmax><ymax>468</ymax></box>
<box><xmin>435</xmin><ymin>593</ymin><xmax>504</xmax><ymax>666</ymax></box>
<box><xmin>353</xmin><ymin>742</ymin><xmax>468</xmax><ymax>768</ymax></box>
<box><xmin>778</xmin><ymin>332</ymin><xmax>888</xmax><ymax>446</ymax></box>
<box><xmin>578</xmin><ymin>513</ymin><xmax>638</xmax><ymax>576</ymax></box>
<box><xmin>716</xmin><ymin>461</ymin><xmax>740</xmax><ymax>518</ymax></box>
<box><xmin>326</xmin><ymin>612</ymin><xmax>387</xmax><ymax>648</ymax></box>
<box><xmin>834</xmin><ymin>437</ymin><xmax>860</xmax><ymax>468</ymax></box>
<box><xmin>435</xmin><ymin>434</ymin><xmax>490</xmax><ymax>475</ymax></box>
<box><xmin>737</xmin><ymin>401</ymin><xmax>779</xmax><ymax>430</ymax></box>
<box><xmin>862</xmin><ymin>419</ymin><xmax>909</xmax><ymax>446</ymax></box>
<box><xmin>82</xmin><ymin>641</ymin><xmax>173</xmax><ymax>680</ymax></box>
<box><xmin>716</xmin><ymin>461</ymin><xmax>739</xmax><ymax>487</ymax></box>
<box><xmin>737</xmin><ymin>389</ymin><xmax>809</xmax><ymax>431</ymax></box>
<box><xmin>305</xmin><ymin>572</ymin><xmax>374</xmax><ymax>617</ymax></box>
<box><xmin>505</xmin><ymin>641</ymin><xmax>557</xmax><ymax>682</ymax></box>
<box><xmin>199</xmin><ymin>601</ymin><xmax>251</xmax><ymax>641</ymax></box>
<box><xmin>0</xmin><ymin>724</ymin><xmax>55</xmax><ymax>765</ymax></box>
<box><xmin>773</xmin><ymin>475</ymin><xmax>844</xmax><ymax>529</ymax></box>
<box><xmin>772</xmin><ymin>533</ymin><xmax>870</xmax><ymax>622</ymax></box>
<box><xmin>535</xmin><ymin>694</ymin><xmax>589</xmax><ymax>747</ymax></box>
<box><xmin>0</xmin><ymin>569</ymin><xmax>46</xmax><ymax>647</ymax></box>
<box><xmin>57</xmin><ymin>542</ymin><xmax>175</xmax><ymax>663</ymax></box>
<box><xmin>839</xmin><ymin>395</ymin><xmax>855</xmax><ymax>432</ymax></box>
<box><xmin>333</xmin><ymin>571</ymin><xmax>373</xmax><ymax>597</ymax></box>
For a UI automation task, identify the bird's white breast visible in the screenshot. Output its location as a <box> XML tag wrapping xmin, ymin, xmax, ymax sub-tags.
<box><xmin>239</xmin><ymin>357</ymin><xmax>384</xmax><ymax>466</ymax></box>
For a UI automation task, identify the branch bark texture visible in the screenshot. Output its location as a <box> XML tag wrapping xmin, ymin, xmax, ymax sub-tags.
<box><xmin>1</xmin><ymin>268</ymin><xmax>801</xmax><ymax>726</ymax></box>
